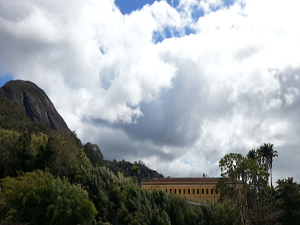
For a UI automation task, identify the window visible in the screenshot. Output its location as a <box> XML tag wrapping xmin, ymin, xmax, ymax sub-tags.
<box><xmin>165</xmin><ymin>189</ymin><xmax>167</xmax><ymax>193</ymax></box>
<box><xmin>211</xmin><ymin>189</ymin><xmax>213</xmax><ymax>194</ymax></box>
<box><xmin>188</xmin><ymin>189</ymin><xmax>190</xmax><ymax>194</ymax></box>
<box><xmin>193</xmin><ymin>189</ymin><xmax>195</xmax><ymax>194</ymax></box>
<box><xmin>170</xmin><ymin>189</ymin><xmax>172</xmax><ymax>194</ymax></box>
<box><xmin>206</xmin><ymin>189</ymin><xmax>208</xmax><ymax>194</ymax></box>
<box><xmin>175</xmin><ymin>189</ymin><xmax>177</xmax><ymax>194</ymax></box>
<box><xmin>202</xmin><ymin>189</ymin><xmax>204</xmax><ymax>194</ymax></box>
<box><xmin>184</xmin><ymin>189</ymin><xmax>186</xmax><ymax>194</ymax></box>
<box><xmin>179</xmin><ymin>189</ymin><xmax>181</xmax><ymax>194</ymax></box>
<box><xmin>197</xmin><ymin>189</ymin><xmax>199</xmax><ymax>194</ymax></box>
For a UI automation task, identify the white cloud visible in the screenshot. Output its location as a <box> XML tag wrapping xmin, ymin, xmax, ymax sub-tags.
<box><xmin>1</xmin><ymin>0</ymin><xmax>300</xmax><ymax>182</ymax></box>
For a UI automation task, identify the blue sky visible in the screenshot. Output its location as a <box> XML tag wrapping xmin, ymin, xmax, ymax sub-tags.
<box><xmin>115</xmin><ymin>0</ymin><xmax>235</xmax><ymax>14</ymax></box>
<box><xmin>115</xmin><ymin>0</ymin><xmax>180</xmax><ymax>14</ymax></box>
<box><xmin>1</xmin><ymin>0</ymin><xmax>300</xmax><ymax>181</ymax></box>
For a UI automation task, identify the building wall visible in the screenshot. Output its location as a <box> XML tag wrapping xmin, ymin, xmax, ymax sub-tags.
<box><xmin>141</xmin><ymin>182</ymin><xmax>220</xmax><ymax>201</ymax></box>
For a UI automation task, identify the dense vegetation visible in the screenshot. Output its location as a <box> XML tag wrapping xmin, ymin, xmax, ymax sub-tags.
<box><xmin>216</xmin><ymin>144</ymin><xmax>300</xmax><ymax>225</ymax></box>
<box><xmin>0</xmin><ymin>81</ymin><xmax>299</xmax><ymax>224</ymax></box>
<box><xmin>0</xmin><ymin>170</ymin><xmax>97</xmax><ymax>225</ymax></box>
<box><xmin>104</xmin><ymin>159</ymin><xmax>164</xmax><ymax>183</ymax></box>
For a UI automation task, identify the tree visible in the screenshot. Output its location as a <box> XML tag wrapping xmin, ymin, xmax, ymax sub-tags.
<box><xmin>217</xmin><ymin>153</ymin><xmax>251</xmax><ymax>224</ymax></box>
<box><xmin>201</xmin><ymin>201</ymin><xmax>236</xmax><ymax>225</ymax></box>
<box><xmin>216</xmin><ymin>152</ymin><xmax>278</xmax><ymax>225</ymax></box>
<box><xmin>67</xmin><ymin>165</ymin><xmax>121</xmax><ymax>223</ymax></box>
<box><xmin>259</xmin><ymin>143</ymin><xmax>278</xmax><ymax>187</ymax></box>
<box><xmin>83</xmin><ymin>142</ymin><xmax>104</xmax><ymax>167</ymax></box>
<box><xmin>247</xmin><ymin>149</ymin><xmax>258</xmax><ymax>161</ymax></box>
<box><xmin>275</xmin><ymin>177</ymin><xmax>300</xmax><ymax>225</ymax></box>
<box><xmin>0</xmin><ymin>170</ymin><xmax>97</xmax><ymax>225</ymax></box>
<box><xmin>132</xmin><ymin>165</ymin><xmax>141</xmax><ymax>175</ymax></box>
<box><xmin>0</xmin><ymin>129</ymin><xmax>20</xmax><ymax>178</ymax></box>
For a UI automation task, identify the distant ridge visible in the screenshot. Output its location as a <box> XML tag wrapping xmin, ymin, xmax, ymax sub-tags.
<box><xmin>0</xmin><ymin>80</ymin><xmax>68</xmax><ymax>130</ymax></box>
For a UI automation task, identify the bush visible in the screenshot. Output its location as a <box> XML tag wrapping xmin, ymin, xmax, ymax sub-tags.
<box><xmin>0</xmin><ymin>170</ymin><xmax>97</xmax><ymax>225</ymax></box>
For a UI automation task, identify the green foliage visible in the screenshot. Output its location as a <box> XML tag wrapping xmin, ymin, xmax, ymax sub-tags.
<box><xmin>0</xmin><ymin>95</ymin><xmax>32</xmax><ymax>131</ymax></box>
<box><xmin>0</xmin><ymin>128</ymin><xmax>91</xmax><ymax>179</ymax></box>
<box><xmin>167</xmin><ymin>194</ymin><xmax>203</xmax><ymax>225</ymax></box>
<box><xmin>104</xmin><ymin>159</ymin><xmax>164</xmax><ymax>183</ymax></box>
<box><xmin>275</xmin><ymin>177</ymin><xmax>300</xmax><ymax>225</ymax></box>
<box><xmin>119</xmin><ymin>187</ymin><xmax>204</xmax><ymax>225</ymax></box>
<box><xmin>67</xmin><ymin>166</ymin><xmax>168</xmax><ymax>225</ymax></box>
<box><xmin>116</xmin><ymin>184</ymin><xmax>153</xmax><ymax>225</ymax></box>
<box><xmin>67</xmin><ymin>166</ymin><xmax>206</xmax><ymax>225</ymax></box>
<box><xmin>44</xmin><ymin>129</ymin><xmax>91</xmax><ymax>175</ymax></box>
<box><xmin>0</xmin><ymin>170</ymin><xmax>97</xmax><ymax>225</ymax></box>
<box><xmin>84</xmin><ymin>142</ymin><xmax>104</xmax><ymax>167</ymax></box>
<box><xmin>132</xmin><ymin>165</ymin><xmax>141</xmax><ymax>174</ymax></box>
<box><xmin>202</xmin><ymin>201</ymin><xmax>237</xmax><ymax>225</ymax></box>
<box><xmin>67</xmin><ymin>166</ymin><xmax>121</xmax><ymax>223</ymax></box>
<box><xmin>217</xmin><ymin>149</ymin><xmax>279</xmax><ymax>225</ymax></box>
<box><xmin>0</xmin><ymin>129</ymin><xmax>20</xmax><ymax>178</ymax></box>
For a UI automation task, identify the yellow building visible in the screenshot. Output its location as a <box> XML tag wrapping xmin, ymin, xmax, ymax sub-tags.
<box><xmin>141</xmin><ymin>176</ymin><xmax>221</xmax><ymax>201</ymax></box>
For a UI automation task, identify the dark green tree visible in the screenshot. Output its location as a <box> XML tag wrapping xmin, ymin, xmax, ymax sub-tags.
<box><xmin>0</xmin><ymin>129</ymin><xmax>19</xmax><ymax>178</ymax></box>
<box><xmin>201</xmin><ymin>201</ymin><xmax>237</xmax><ymax>225</ymax></box>
<box><xmin>247</xmin><ymin>149</ymin><xmax>258</xmax><ymax>161</ymax></box>
<box><xmin>67</xmin><ymin>165</ymin><xmax>120</xmax><ymax>223</ymax></box>
<box><xmin>0</xmin><ymin>170</ymin><xmax>97</xmax><ymax>225</ymax></box>
<box><xmin>167</xmin><ymin>194</ymin><xmax>204</xmax><ymax>225</ymax></box>
<box><xmin>275</xmin><ymin>177</ymin><xmax>300</xmax><ymax>225</ymax></box>
<box><xmin>83</xmin><ymin>142</ymin><xmax>104</xmax><ymax>167</ymax></box>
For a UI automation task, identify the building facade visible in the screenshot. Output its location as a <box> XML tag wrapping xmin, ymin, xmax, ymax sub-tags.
<box><xmin>141</xmin><ymin>176</ymin><xmax>221</xmax><ymax>201</ymax></box>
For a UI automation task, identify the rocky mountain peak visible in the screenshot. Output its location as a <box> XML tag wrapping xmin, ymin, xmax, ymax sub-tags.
<box><xmin>0</xmin><ymin>80</ymin><xmax>68</xmax><ymax>130</ymax></box>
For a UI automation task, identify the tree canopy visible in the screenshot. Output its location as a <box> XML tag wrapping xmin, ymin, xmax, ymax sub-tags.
<box><xmin>275</xmin><ymin>177</ymin><xmax>300</xmax><ymax>225</ymax></box>
<box><xmin>216</xmin><ymin>145</ymin><xmax>280</xmax><ymax>225</ymax></box>
<box><xmin>0</xmin><ymin>170</ymin><xmax>97</xmax><ymax>225</ymax></box>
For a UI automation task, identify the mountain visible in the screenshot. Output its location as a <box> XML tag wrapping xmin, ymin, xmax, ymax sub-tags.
<box><xmin>0</xmin><ymin>80</ymin><xmax>68</xmax><ymax>130</ymax></box>
<box><xmin>0</xmin><ymin>80</ymin><xmax>164</xmax><ymax>181</ymax></box>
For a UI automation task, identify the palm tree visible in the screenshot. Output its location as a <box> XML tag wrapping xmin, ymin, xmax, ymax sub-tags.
<box><xmin>247</xmin><ymin>149</ymin><xmax>258</xmax><ymax>161</ymax></box>
<box><xmin>259</xmin><ymin>143</ymin><xmax>278</xmax><ymax>187</ymax></box>
<box><xmin>247</xmin><ymin>149</ymin><xmax>259</xmax><ymax>214</ymax></box>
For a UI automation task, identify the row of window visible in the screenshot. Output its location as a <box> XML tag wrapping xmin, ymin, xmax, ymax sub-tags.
<box><xmin>165</xmin><ymin>188</ymin><xmax>215</xmax><ymax>195</ymax></box>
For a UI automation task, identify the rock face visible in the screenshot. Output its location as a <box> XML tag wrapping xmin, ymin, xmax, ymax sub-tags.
<box><xmin>0</xmin><ymin>80</ymin><xmax>68</xmax><ymax>130</ymax></box>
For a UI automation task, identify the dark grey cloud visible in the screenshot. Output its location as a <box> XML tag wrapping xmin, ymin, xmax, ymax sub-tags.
<box><xmin>120</xmin><ymin>67</ymin><xmax>206</xmax><ymax>147</ymax></box>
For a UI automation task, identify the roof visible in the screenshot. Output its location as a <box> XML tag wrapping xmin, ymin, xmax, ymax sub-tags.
<box><xmin>142</xmin><ymin>177</ymin><xmax>220</xmax><ymax>184</ymax></box>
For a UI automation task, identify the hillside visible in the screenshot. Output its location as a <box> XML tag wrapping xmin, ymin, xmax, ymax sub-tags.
<box><xmin>105</xmin><ymin>159</ymin><xmax>163</xmax><ymax>183</ymax></box>
<box><xmin>0</xmin><ymin>79</ymin><xmax>163</xmax><ymax>181</ymax></box>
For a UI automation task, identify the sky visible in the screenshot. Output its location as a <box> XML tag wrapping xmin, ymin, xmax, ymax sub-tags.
<box><xmin>1</xmin><ymin>0</ymin><xmax>300</xmax><ymax>182</ymax></box>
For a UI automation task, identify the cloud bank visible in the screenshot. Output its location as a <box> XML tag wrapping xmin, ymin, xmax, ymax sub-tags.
<box><xmin>1</xmin><ymin>0</ymin><xmax>300</xmax><ymax>181</ymax></box>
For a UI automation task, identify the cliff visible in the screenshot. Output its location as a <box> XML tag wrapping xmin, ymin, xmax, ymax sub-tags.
<box><xmin>0</xmin><ymin>80</ymin><xmax>68</xmax><ymax>130</ymax></box>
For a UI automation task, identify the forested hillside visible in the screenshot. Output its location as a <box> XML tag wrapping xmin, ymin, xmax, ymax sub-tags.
<box><xmin>0</xmin><ymin>80</ymin><xmax>163</xmax><ymax>181</ymax></box>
